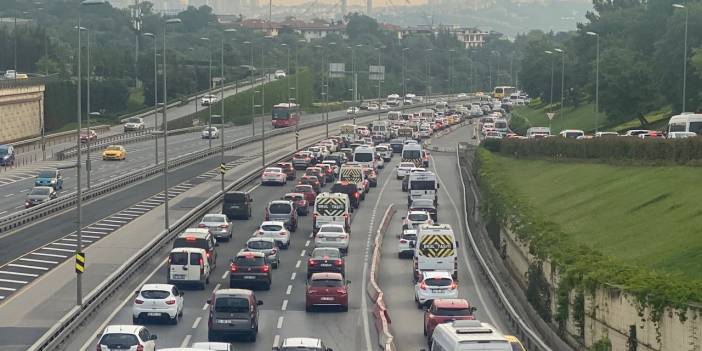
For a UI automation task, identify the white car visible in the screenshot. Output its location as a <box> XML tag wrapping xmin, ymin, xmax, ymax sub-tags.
<box><xmin>347</xmin><ymin>106</ymin><xmax>360</xmax><ymax>115</ymax></box>
<box><xmin>201</xmin><ymin>127</ymin><xmax>219</xmax><ymax>139</ymax></box>
<box><xmin>376</xmin><ymin>145</ymin><xmax>392</xmax><ymax>161</ymax></box>
<box><xmin>191</xmin><ymin>342</ymin><xmax>233</xmax><ymax>350</ymax></box>
<box><xmin>261</xmin><ymin>167</ymin><xmax>287</xmax><ymax>186</ymax></box>
<box><xmin>368</xmin><ymin>103</ymin><xmax>379</xmax><ymax>111</ymax></box>
<box><xmin>200</xmin><ymin>94</ymin><xmax>218</xmax><ymax>106</ymax></box>
<box><xmin>255</xmin><ymin>221</ymin><xmax>291</xmax><ymax>249</ymax></box>
<box><xmin>123</xmin><ymin>117</ymin><xmax>145</xmax><ymax>132</ymax></box>
<box><xmin>375</xmin><ymin>154</ymin><xmax>385</xmax><ymax>169</ymax></box>
<box><xmin>314</xmin><ymin>223</ymin><xmax>349</xmax><ymax>253</ymax></box>
<box><xmin>485</xmin><ymin>131</ymin><xmax>503</xmax><ymax>139</ymax></box>
<box><xmin>380</xmin><ymin>103</ymin><xmax>390</xmax><ymax>110</ymax></box>
<box><xmin>319</xmin><ymin>140</ymin><xmax>337</xmax><ymax>152</ymax></box>
<box><xmin>132</xmin><ymin>283</ymin><xmax>184</xmax><ymax>324</ymax></box>
<box><xmin>418</xmin><ymin>129</ymin><xmax>431</xmax><ymax>138</ymax></box>
<box><xmin>402</xmin><ymin>210</ymin><xmax>433</xmax><ymax>230</ymax></box>
<box><xmin>96</xmin><ymin>325</ymin><xmax>157</xmax><ymax>351</ymax></box>
<box><xmin>398</xmin><ymin>229</ymin><xmax>417</xmax><ymax>259</ymax></box>
<box><xmin>414</xmin><ymin>271</ymin><xmax>458</xmax><ymax>308</ymax></box>
<box><xmin>396</xmin><ymin>162</ymin><xmax>415</xmax><ymax>179</ymax></box>
<box><xmin>274</xmin><ymin>69</ymin><xmax>286</xmax><ymax>79</ymax></box>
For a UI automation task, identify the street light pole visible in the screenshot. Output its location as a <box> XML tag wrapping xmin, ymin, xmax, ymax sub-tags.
<box><xmin>162</xmin><ymin>17</ymin><xmax>182</xmax><ymax>231</ymax></box>
<box><xmin>85</xmin><ymin>28</ymin><xmax>93</xmax><ymax>189</ymax></box>
<box><xmin>244</xmin><ymin>40</ymin><xmax>254</xmax><ymax>137</ymax></box>
<box><xmin>586</xmin><ymin>31</ymin><xmax>600</xmax><ymax>132</ymax></box>
<box><xmin>554</xmin><ymin>48</ymin><xmax>565</xmax><ymax>119</ymax></box>
<box><xmin>201</xmin><ymin>37</ymin><xmax>213</xmax><ymax>148</ymax></box>
<box><xmin>673</xmin><ymin>3</ymin><xmax>688</xmax><ymax>112</ymax></box>
<box><xmin>402</xmin><ymin>47</ymin><xmax>408</xmax><ymax>112</ymax></box>
<box><xmin>544</xmin><ymin>50</ymin><xmax>555</xmax><ymax>114</ymax></box>
<box><xmin>377</xmin><ymin>46</ymin><xmax>383</xmax><ymax>121</ymax></box>
<box><xmin>143</xmin><ymin>32</ymin><xmax>158</xmax><ymax>164</ymax></box>
<box><xmin>449</xmin><ymin>49</ymin><xmax>455</xmax><ymax>103</ymax></box>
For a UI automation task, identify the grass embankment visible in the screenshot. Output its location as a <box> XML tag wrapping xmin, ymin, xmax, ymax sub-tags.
<box><xmin>511</xmin><ymin>101</ymin><xmax>671</xmax><ymax>134</ymax></box>
<box><xmin>490</xmin><ymin>153</ymin><xmax>702</xmax><ymax>279</ymax></box>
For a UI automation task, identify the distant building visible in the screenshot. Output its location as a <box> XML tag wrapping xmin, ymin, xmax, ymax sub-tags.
<box><xmin>220</xmin><ymin>17</ymin><xmax>347</xmax><ymax>42</ymax></box>
<box><xmin>397</xmin><ymin>24</ymin><xmax>488</xmax><ymax>48</ymax></box>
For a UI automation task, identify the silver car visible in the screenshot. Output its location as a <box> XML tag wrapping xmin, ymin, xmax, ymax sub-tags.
<box><xmin>198</xmin><ymin>214</ymin><xmax>232</xmax><ymax>241</ymax></box>
<box><xmin>244</xmin><ymin>237</ymin><xmax>280</xmax><ymax>269</ymax></box>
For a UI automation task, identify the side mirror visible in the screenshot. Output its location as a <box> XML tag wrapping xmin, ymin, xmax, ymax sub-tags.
<box><xmin>150</xmin><ymin>335</ymin><xmax>158</xmax><ymax>341</ymax></box>
<box><xmin>471</xmin><ymin>306</ymin><xmax>478</xmax><ymax>313</ymax></box>
<box><xmin>437</xmin><ymin>183</ymin><xmax>440</xmax><ymax>189</ymax></box>
<box><xmin>180</xmin><ymin>292</ymin><xmax>185</xmax><ymax>297</ymax></box>
<box><xmin>206</xmin><ymin>299</ymin><xmax>212</xmax><ymax>304</ymax></box>
<box><xmin>134</xmin><ymin>290</ymin><xmax>139</xmax><ymax>295</ymax></box>
<box><xmin>346</xmin><ymin>280</ymin><xmax>351</xmax><ymax>285</ymax></box>
<box><xmin>455</xmin><ymin>241</ymin><xmax>459</xmax><ymax>248</ymax></box>
<box><xmin>257</xmin><ymin>300</ymin><xmax>264</xmax><ymax>306</ymax></box>
<box><xmin>409</xmin><ymin>242</ymin><xmax>416</xmax><ymax>248</ymax></box>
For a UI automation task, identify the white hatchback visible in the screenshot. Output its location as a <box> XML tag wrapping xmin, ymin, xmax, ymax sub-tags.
<box><xmin>314</xmin><ymin>223</ymin><xmax>350</xmax><ymax>253</ymax></box>
<box><xmin>97</xmin><ymin>325</ymin><xmax>157</xmax><ymax>351</ymax></box>
<box><xmin>414</xmin><ymin>271</ymin><xmax>458</xmax><ymax>308</ymax></box>
<box><xmin>396</xmin><ymin>162</ymin><xmax>415</xmax><ymax>179</ymax></box>
<box><xmin>255</xmin><ymin>221</ymin><xmax>291</xmax><ymax>249</ymax></box>
<box><xmin>132</xmin><ymin>283</ymin><xmax>184</xmax><ymax>324</ymax></box>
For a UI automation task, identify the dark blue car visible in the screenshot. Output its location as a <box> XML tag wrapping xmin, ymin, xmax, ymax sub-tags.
<box><xmin>0</xmin><ymin>145</ymin><xmax>15</xmax><ymax>166</ymax></box>
<box><xmin>35</xmin><ymin>170</ymin><xmax>63</xmax><ymax>190</ymax></box>
<box><xmin>389</xmin><ymin>139</ymin><xmax>404</xmax><ymax>153</ymax></box>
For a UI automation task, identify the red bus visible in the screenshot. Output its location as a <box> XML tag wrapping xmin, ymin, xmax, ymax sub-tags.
<box><xmin>272</xmin><ymin>103</ymin><xmax>301</xmax><ymax>128</ymax></box>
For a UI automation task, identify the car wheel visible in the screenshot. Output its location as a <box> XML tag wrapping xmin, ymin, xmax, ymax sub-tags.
<box><xmin>273</xmin><ymin>261</ymin><xmax>279</xmax><ymax>269</ymax></box>
<box><xmin>264</xmin><ymin>282</ymin><xmax>271</xmax><ymax>291</ymax></box>
<box><xmin>132</xmin><ymin>316</ymin><xmax>140</xmax><ymax>324</ymax></box>
<box><xmin>305</xmin><ymin>304</ymin><xmax>312</xmax><ymax>312</ymax></box>
<box><xmin>249</xmin><ymin>331</ymin><xmax>257</xmax><ymax>342</ymax></box>
<box><xmin>423</xmin><ymin>323</ymin><xmax>427</xmax><ymax>336</ymax></box>
<box><xmin>207</xmin><ymin>331</ymin><xmax>217</xmax><ymax>341</ymax></box>
<box><xmin>341</xmin><ymin>305</ymin><xmax>348</xmax><ymax>312</ymax></box>
<box><xmin>416</xmin><ymin>298</ymin><xmax>423</xmax><ymax>309</ymax></box>
<box><xmin>170</xmin><ymin>314</ymin><xmax>178</xmax><ymax>325</ymax></box>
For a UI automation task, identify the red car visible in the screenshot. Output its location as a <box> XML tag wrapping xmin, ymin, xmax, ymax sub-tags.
<box><xmin>315</xmin><ymin>163</ymin><xmax>335</xmax><ymax>183</ymax></box>
<box><xmin>292</xmin><ymin>152</ymin><xmax>313</xmax><ymax>170</ymax></box>
<box><xmin>305</xmin><ymin>167</ymin><xmax>326</xmax><ymax>187</ymax></box>
<box><xmin>79</xmin><ymin>130</ymin><xmax>97</xmax><ymax>143</ymax></box>
<box><xmin>276</xmin><ymin>162</ymin><xmax>296</xmax><ymax>180</ymax></box>
<box><xmin>284</xmin><ymin>192</ymin><xmax>308</xmax><ymax>216</ymax></box>
<box><xmin>293</xmin><ymin>184</ymin><xmax>316</xmax><ymax>206</ymax></box>
<box><xmin>305</xmin><ymin>272</ymin><xmax>349</xmax><ymax>312</ymax></box>
<box><xmin>298</xmin><ymin>175</ymin><xmax>322</xmax><ymax>194</ymax></box>
<box><xmin>423</xmin><ymin>299</ymin><xmax>476</xmax><ymax>340</ymax></box>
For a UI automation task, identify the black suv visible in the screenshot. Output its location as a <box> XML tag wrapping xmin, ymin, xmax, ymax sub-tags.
<box><xmin>229</xmin><ymin>251</ymin><xmax>272</xmax><ymax>290</ymax></box>
<box><xmin>222</xmin><ymin>191</ymin><xmax>253</xmax><ymax>220</ymax></box>
<box><xmin>330</xmin><ymin>181</ymin><xmax>360</xmax><ymax>209</ymax></box>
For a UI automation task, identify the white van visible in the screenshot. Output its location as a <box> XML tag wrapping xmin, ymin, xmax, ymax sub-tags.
<box><xmin>423</xmin><ymin>320</ymin><xmax>511</xmax><ymax>351</ymax></box>
<box><xmin>387</xmin><ymin>111</ymin><xmax>402</xmax><ymax>122</ymax></box>
<box><xmin>526</xmin><ymin>127</ymin><xmax>551</xmax><ymax>138</ymax></box>
<box><xmin>414</xmin><ymin>224</ymin><xmax>457</xmax><ymax>281</ymax></box>
<box><xmin>408</xmin><ymin>171</ymin><xmax>439</xmax><ymax>206</ymax></box>
<box><xmin>559</xmin><ymin>129</ymin><xmax>585</xmax><ymax>139</ymax></box>
<box><xmin>667</xmin><ymin>113</ymin><xmax>702</xmax><ymax>135</ymax></box>
<box><xmin>493</xmin><ymin>118</ymin><xmax>509</xmax><ymax>134</ymax></box>
<box><xmin>313</xmin><ymin>192</ymin><xmax>351</xmax><ymax>233</ymax></box>
<box><xmin>168</xmin><ymin>247</ymin><xmax>211</xmax><ymax>289</ymax></box>
<box><xmin>420</xmin><ymin>109</ymin><xmax>435</xmax><ymax>120</ymax></box>
<box><xmin>353</xmin><ymin>145</ymin><xmax>376</xmax><ymax>170</ymax></box>
<box><xmin>401</xmin><ymin>143</ymin><xmax>423</xmax><ymax>168</ymax></box>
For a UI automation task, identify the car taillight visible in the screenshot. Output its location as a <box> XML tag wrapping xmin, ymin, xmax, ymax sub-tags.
<box><xmin>230</xmin><ymin>263</ymin><xmax>238</xmax><ymax>272</ymax></box>
<box><xmin>136</xmin><ymin>344</ymin><xmax>144</xmax><ymax>351</ymax></box>
<box><xmin>450</xmin><ymin>282</ymin><xmax>457</xmax><ymax>290</ymax></box>
<box><xmin>279</xmin><ymin>231</ymin><xmax>287</xmax><ymax>236</ymax></box>
<box><xmin>198</xmin><ymin>223</ymin><xmax>207</xmax><ymax>228</ymax></box>
<box><xmin>199</xmin><ymin>258</ymin><xmax>204</xmax><ymax>265</ymax></box>
<box><xmin>220</xmin><ymin>224</ymin><xmax>229</xmax><ymax>228</ymax></box>
<box><xmin>340</xmin><ymin>234</ymin><xmax>348</xmax><ymax>239</ymax></box>
<box><xmin>400</xmin><ymin>239</ymin><xmax>407</xmax><ymax>244</ymax></box>
<box><xmin>420</xmin><ymin>282</ymin><xmax>428</xmax><ymax>290</ymax></box>
<box><xmin>336</xmin><ymin>288</ymin><xmax>347</xmax><ymax>294</ymax></box>
<box><xmin>97</xmin><ymin>344</ymin><xmax>102</xmax><ymax>351</ymax></box>
<box><xmin>334</xmin><ymin>259</ymin><xmax>343</xmax><ymax>266</ymax></box>
<box><xmin>261</xmin><ymin>265</ymin><xmax>270</xmax><ymax>273</ymax></box>
<box><xmin>270</xmin><ymin>248</ymin><xmax>277</xmax><ymax>255</ymax></box>
<box><xmin>354</xmin><ymin>192</ymin><xmax>360</xmax><ymax>198</ymax></box>
<box><xmin>206</xmin><ymin>252</ymin><xmax>211</xmax><ymax>258</ymax></box>
<box><xmin>134</xmin><ymin>299</ymin><xmax>144</xmax><ymax>304</ymax></box>
<box><xmin>308</xmin><ymin>259</ymin><xmax>316</xmax><ymax>266</ymax></box>
<box><xmin>165</xmin><ymin>299</ymin><xmax>176</xmax><ymax>305</ymax></box>
<box><xmin>343</xmin><ymin>214</ymin><xmax>349</xmax><ymax>218</ymax></box>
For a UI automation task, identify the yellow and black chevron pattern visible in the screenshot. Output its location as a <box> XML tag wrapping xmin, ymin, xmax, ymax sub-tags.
<box><xmin>402</xmin><ymin>158</ymin><xmax>423</xmax><ymax>168</ymax></box>
<box><xmin>340</xmin><ymin>168</ymin><xmax>363</xmax><ymax>183</ymax></box>
<box><xmin>316</xmin><ymin>196</ymin><xmax>347</xmax><ymax>216</ymax></box>
<box><xmin>418</xmin><ymin>235</ymin><xmax>455</xmax><ymax>257</ymax></box>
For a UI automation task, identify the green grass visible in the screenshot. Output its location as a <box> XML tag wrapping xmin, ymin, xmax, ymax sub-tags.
<box><xmin>606</xmin><ymin>106</ymin><xmax>672</xmax><ymax>132</ymax></box>
<box><xmin>491</xmin><ymin>154</ymin><xmax>702</xmax><ymax>280</ymax></box>
<box><xmin>126</xmin><ymin>87</ymin><xmax>146</xmax><ymax>113</ymax></box>
<box><xmin>512</xmin><ymin>102</ymin><xmax>606</xmax><ymax>133</ymax></box>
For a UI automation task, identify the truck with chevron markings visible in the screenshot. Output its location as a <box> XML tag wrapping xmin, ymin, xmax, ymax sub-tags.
<box><xmin>413</xmin><ymin>223</ymin><xmax>458</xmax><ymax>282</ymax></box>
<box><xmin>313</xmin><ymin>192</ymin><xmax>351</xmax><ymax>234</ymax></box>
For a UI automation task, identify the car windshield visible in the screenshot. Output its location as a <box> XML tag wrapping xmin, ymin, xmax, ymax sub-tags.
<box><xmin>313</xmin><ymin>248</ymin><xmax>340</xmax><ymax>258</ymax></box>
<box><xmin>410</xmin><ymin>180</ymin><xmax>435</xmax><ymax>190</ymax></box>
<box><xmin>401</xmin><ymin>233</ymin><xmax>417</xmax><ymax>241</ymax></box>
<box><xmin>434</xmin><ymin>307</ymin><xmax>474</xmax><ymax>316</ymax></box>
<box><xmin>37</xmin><ymin>171</ymin><xmax>55</xmax><ymax>178</ymax></box>
<box><xmin>261</xmin><ymin>224</ymin><xmax>283</xmax><ymax>232</ymax></box>
<box><xmin>408</xmin><ymin>213</ymin><xmax>428</xmax><ymax>221</ymax></box>
<box><xmin>354</xmin><ymin>152</ymin><xmax>373</xmax><ymax>162</ymax></box>
<box><xmin>106</xmin><ymin>146</ymin><xmax>121</xmax><ymax>151</ymax></box>
<box><xmin>169</xmin><ymin>252</ymin><xmax>188</xmax><ymax>265</ymax></box>
<box><xmin>265</xmin><ymin>168</ymin><xmax>282</xmax><ymax>173</ymax></box>
<box><xmin>141</xmin><ymin>290</ymin><xmax>170</xmax><ymax>299</ymax></box>
<box><xmin>248</xmin><ymin>240</ymin><xmax>274</xmax><ymax>250</ymax></box>
<box><xmin>294</xmin><ymin>186</ymin><xmax>312</xmax><ymax>193</ymax></box>
<box><xmin>331</xmin><ymin>184</ymin><xmax>355</xmax><ymax>193</ymax></box>
<box><xmin>0</xmin><ymin>148</ymin><xmax>7</xmax><ymax>156</ymax></box>
<box><xmin>30</xmin><ymin>188</ymin><xmax>50</xmax><ymax>196</ymax></box>
<box><xmin>202</xmin><ymin>215</ymin><xmax>225</xmax><ymax>223</ymax></box>
<box><xmin>268</xmin><ymin>203</ymin><xmax>291</xmax><ymax>214</ymax></box>
<box><xmin>320</xmin><ymin>226</ymin><xmax>344</xmax><ymax>233</ymax></box>
<box><xmin>310</xmin><ymin>279</ymin><xmax>343</xmax><ymax>287</ymax></box>
<box><xmin>224</xmin><ymin>193</ymin><xmax>246</xmax><ymax>202</ymax></box>
<box><xmin>285</xmin><ymin>195</ymin><xmax>303</xmax><ymax>201</ymax></box>
<box><xmin>214</xmin><ymin>297</ymin><xmax>249</xmax><ymax>313</ymax></box>
<box><xmin>235</xmin><ymin>255</ymin><xmax>265</xmax><ymax>266</ymax></box>
<box><xmin>403</xmin><ymin>150</ymin><xmax>421</xmax><ymax>159</ymax></box>
<box><xmin>127</xmin><ymin>118</ymin><xmax>141</xmax><ymax>123</ymax></box>
<box><xmin>425</xmin><ymin>277</ymin><xmax>452</xmax><ymax>287</ymax></box>
<box><xmin>99</xmin><ymin>333</ymin><xmax>138</xmax><ymax>347</ymax></box>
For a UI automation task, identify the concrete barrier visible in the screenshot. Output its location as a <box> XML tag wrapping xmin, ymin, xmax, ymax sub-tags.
<box><xmin>367</xmin><ymin>204</ymin><xmax>397</xmax><ymax>351</ymax></box>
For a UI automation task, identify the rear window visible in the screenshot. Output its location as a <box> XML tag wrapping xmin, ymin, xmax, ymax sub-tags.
<box><xmin>311</xmin><ymin>278</ymin><xmax>343</xmax><ymax>287</ymax></box>
<box><xmin>331</xmin><ymin>184</ymin><xmax>356</xmax><ymax>193</ymax></box>
<box><xmin>190</xmin><ymin>252</ymin><xmax>203</xmax><ymax>265</ymax></box>
<box><xmin>174</xmin><ymin>237</ymin><xmax>207</xmax><ymax>250</ymax></box>
<box><xmin>141</xmin><ymin>290</ymin><xmax>170</xmax><ymax>299</ymax></box>
<box><xmin>99</xmin><ymin>333</ymin><xmax>138</xmax><ymax>347</ymax></box>
<box><xmin>235</xmin><ymin>256</ymin><xmax>266</xmax><ymax>266</ymax></box>
<box><xmin>269</xmin><ymin>203</ymin><xmax>292</xmax><ymax>214</ymax></box>
<box><xmin>401</xmin><ymin>233</ymin><xmax>417</xmax><ymax>241</ymax></box>
<box><xmin>320</xmin><ymin>226</ymin><xmax>344</xmax><ymax>233</ymax></box>
<box><xmin>312</xmin><ymin>248</ymin><xmax>341</xmax><ymax>259</ymax></box>
<box><xmin>408</xmin><ymin>213</ymin><xmax>428</xmax><ymax>221</ymax></box>
<box><xmin>262</xmin><ymin>224</ymin><xmax>283</xmax><ymax>231</ymax></box>
<box><xmin>224</xmin><ymin>193</ymin><xmax>246</xmax><ymax>202</ymax></box>
<box><xmin>425</xmin><ymin>277</ymin><xmax>452</xmax><ymax>286</ymax></box>
<box><xmin>214</xmin><ymin>297</ymin><xmax>250</xmax><ymax>313</ymax></box>
<box><xmin>169</xmin><ymin>252</ymin><xmax>188</xmax><ymax>265</ymax></box>
<box><xmin>434</xmin><ymin>307</ymin><xmax>474</xmax><ymax>316</ymax></box>
<box><xmin>203</xmin><ymin>215</ymin><xmax>225</xmax><ymax>223</ymax></box>
<box><xmin>248</xmin><ymin>240</ymin><xmax>274</xmax><ymax>250</ymax></box>
<box><xmin>294</xmin><ymin>185</ymin><xmax>312</xmax><ymax>193</ymax></box>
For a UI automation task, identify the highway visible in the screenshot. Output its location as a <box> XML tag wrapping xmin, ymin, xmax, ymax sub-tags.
<box><xmin>52</xmin><ymin>124</ymin><xmax>526</xmax><ymax>351</ymax></box>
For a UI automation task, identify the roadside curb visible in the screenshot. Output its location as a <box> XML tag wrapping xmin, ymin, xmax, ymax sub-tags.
<box><xmin>367</xmin><ymin>204</ymin><xmax>397</xmax><ymax>351</ymax></box>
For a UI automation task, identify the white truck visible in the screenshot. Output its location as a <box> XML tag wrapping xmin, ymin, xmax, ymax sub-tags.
<box><xmin>407</xmin><ymin>170</ymin><xmax>438</xmax><ymax>206</ymax></box>
<box><xmin>414</xmin><ymin>223</ymin><xmax>458</xmax><ymax>281</ymax></box>
<box><xmin>386</xmin><ymin>94</ymin><xmax>401</xmax><ymax>107</ymax></box>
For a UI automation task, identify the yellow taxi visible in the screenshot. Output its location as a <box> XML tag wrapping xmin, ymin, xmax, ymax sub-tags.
<box><xmin>505</xmin><ymin>335</ymin><xmax>526</xmax><ymax>350</ymax></box>
<box><xmin>102</xmin><ymin>145</ymin><xmax>127</xmax><ymax>161</ymax></box>
<box><xmin>448</xmin><ymin>114</ymin><xmax>460</xmax><ymax>125</ymax></box>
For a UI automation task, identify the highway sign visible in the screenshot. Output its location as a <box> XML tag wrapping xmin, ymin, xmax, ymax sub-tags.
<box><xmin>75</xmin><ymin>252</ymin><xmax>85</xmax><ymax>274</ymax></box>
<box><xmin>546</xmin><ymin>112</ymin><xmax>555</xmax><ymax>121</ymax></box>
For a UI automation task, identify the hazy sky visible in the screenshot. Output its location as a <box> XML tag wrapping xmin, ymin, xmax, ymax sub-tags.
<box><xmin>268</xmin><ymin>0</ymin><xmax>428</xmax><ymax>6</ymax></box>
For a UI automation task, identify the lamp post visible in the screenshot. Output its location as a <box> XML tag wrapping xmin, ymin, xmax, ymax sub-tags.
<box><xmin>402</xmin><ymin>47</ymin><xmax>409</xmax><ymax>111</ymax></box>
<box><xmin>143</xmin><ymin>32</ymin><xmax>159</xmax><ymax>164</ymax></box>
<box><xmin>295</xmin><ymin>39</ymin><xmax>305</xmax><ymax>150</ymax></box>
<box><xmin>282</xmin><ymin>43</ymin><xmax>290</xmax><ymax>103</ymax></box>
<box><xmin>673</xmin><ymin>3</ymin><xmax>689</xmax><ymax>112</ymax></box>
<box><xmin>449</xmin><ymin>49</ymin><xmax>455</xmax><ymax>103</ymax></box>
<box><xmin>261</xmin><ymin>36</ymin><xmax>273</xmax><ymax>168</ymax></box>
<box><xmin>218</xmin><ymin>28</ymin><xmax>236</xmax><ymax>193</ymax></box>
<box><xmin>586</xmin><ymin>31</ymin><xmax>600</xmax><ymax>132</ymax></box>
<box><xmin>425</xmin><ymin>48</ymin><xmax>432</xmax><ymax>101</ymax></box>
<box><xmin>200</xmin><ymin>37</ymin><xmax>213</xmax><ymax>148</ymax></box>
<box><xmin>544</xmin><ymin>50</ymin><xmax>555</xmax><ymax>114</ymax></box>
<box><xmin>353</xmin><ymin>44</ymin><xmax>362</xmax><ymax>105</ymax></box>
<box><xmin>243</xmin><ymin>40</ymin><xmax>254</xmax><ymax>136</ymax></box>
<box><xmin>554</xmin><ymin>48</ymin><xmax>565</xmax><ymax>119</ymax></box>
<box><xmin>162</xmin><ymin>17</ymin><xmax>182</xmax><ymax>232</ymax></box>
<box><xmin>376</xmin><ymin>46</ymin><xmax>384</xmax><ymax>121</ymax></box>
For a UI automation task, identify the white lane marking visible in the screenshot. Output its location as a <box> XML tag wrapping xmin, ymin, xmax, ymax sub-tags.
<box><xmin>19</xmin><ymin>258</ymin><xmax>58</xmax><ymax>265</ymax></box>
<box><xmin>180</xmin><ymin>335</ymin><xmax>191</xmax><ymax>348</ymax></box>
<box><xmin>81</xmin><ymin>230</ymin><xmax>107</xmax><ymax>235</ymax></box>
<box><xmin>281</xmin><ymin>299</ymin><xmax>288</xmax><ymax>311</ymax></box>
<box><xmin>101</xmin><ymin>219</ymin><xmax>127</xmax><ymax>224</ymax></box>
<box><xmin>290</xmin><ymin>272</ymin><xmax>296</xmax><ymax>281</ymax></box>
<box><xmin>276</xmin><ymin>316</ymin><xmax>284</xmax><ymax>328</ymax></box>
<box><xmin>50</xmin><ymin>242</ymin><xmax>76</xmax><ymax>247</ymax></box>
<box><xmin>41</xmin><ymin>247</ymin><xmax>74</xmax><ymax>252</ymax></box>
<box><xmin>273</xmin><ymin>335</ymin><xmax>280</xmax><ymax>349</ymax></box>
<box><xmin>109</xmin><ymin>215</ymin><xmax>134</xmax><ymax>220</ymax></box>
<box><xmin>213</xmin><ymin>283</ymin><xmax>221</xmax><ymax>292</ymax></box>
<box><xmin>221</xmin><ymin>271</ymin><xmax>229</xmax><ymax>280</ymax></box>
<box><xmin>295</xmin><ymin>260</ymin><xmax>301</xmax><ymax>268</ymax></box>
<box><xmin>299</xmin><ymin>250</ymin><xmax>306</xmax><ymax>257</ymax></box>
<box><xmin>0</xmin><ymin>211</ymin><xmax>6</xmax><ymax>216</ymax></box>
<box><xmin>192</xmin><ymin>317</ymin><xmax>202</xmax><ymax>329</ymax></box>
<box><xmin>0</xmin><ymin>278</ymin><xmax>28</xmax><ymax>284</ymax></box>
<box><xmin>4</xmin><ymin>194</ymin><xmax>14</xmax><ymax>197</ymax></box>
<box><xmin>71</xmin><ymin>234</ymin><xmax>100</xmax><ymax>239</ymax></box>
<box><xmin>304</xmin><ymin>240</ymin><xmax>310</xmax><ymax>247</ymax></box>
<box><xmin>0</xmin><ymin>287</ymin><xmax>16</xmax><ymax>291</ymax></box>
<box><xmin>286</xmin><ymin>285</ymin><xmax>292</xmax><ymax>295</ymax></box>
<box><xmin>31</xmin><ymin>252</ymin><xmax>67</xmax><ymax>258</ymax></box>
<box><xmin>78</xmin><ymin>258</ymin><xmax>167</xmax><ymax>351</ymax></box>
<box><xmin>0</xmin><ymin>271</ymin><xmax>38</xmax><ymax>278</ymax></box>
<box><xmin>14</xmin><ymin>206</ymin><xmax>24</xmax><ymax>209</ymax></box>
<box><xmin>7</xmin><ymin>264</ymin><xmax>49</xmax><ymax>271</ymax></box>
<box><xmin>431</xmin><ymin>155</ymin><xmax>499</xmax><ymax>326</ymax></box>
<box><xmin>202</xmin><ymin>303</ymin><xmax>209</xmax><ymax>311</ymax></box>
<box><xmin>94</xmin><ymin>223</ymin><xmax>120</xmax><ymax>227</ymax></box>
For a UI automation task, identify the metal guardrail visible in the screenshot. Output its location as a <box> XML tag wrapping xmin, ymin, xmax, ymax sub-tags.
<box><xmin>455</xmin><ymin>146</ymin><xmax>553</xmax><ymax>351</ymax></box>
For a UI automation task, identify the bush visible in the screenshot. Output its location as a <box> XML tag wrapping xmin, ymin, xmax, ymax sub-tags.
<box><xmin>488</xmin><ymin>137</ymin><xmax>702</xmax><ymax>165</ymax></box>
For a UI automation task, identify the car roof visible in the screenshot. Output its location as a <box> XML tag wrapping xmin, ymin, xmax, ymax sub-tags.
<box><xmin>269</xmin><ymin>200</ymin><xmax>292</xmax><ymax>205</ymax></box>
<box><xmin>170</xmin><ymin>247</ymin><xmax>207</xmax><ymax>254</ymax></box>
<box><xmin>191</xmin><ymin>342</ymin><xmax>232</xmax><ymax>350</ymax></box>
<box><xmin>261</xmin><ymin>221</ymin><xmax>286</xmax><ymax>226</ymax></box>
<box><xmin>247</xmin><ymin>236</ymin><xmax>275</xmax><ymax>243</ymax></box>
<box><xmin>422</xmin><ymin>271</ymin><xmax>453</xmax><ymax>279</ymax></box>
<box><xmin>408</xmin><ymin>210</ymin><xmax>429</xmax><ymax>215</ymax></box>
<box><xmin>433</xmin><ymin>298</ymin><xmax>471</xmax><ymax>308</ymax></box>
<box><xmin>140</xmin><ymin>283</ymin><xmax>174</xmax><ymax>291</ymax></box>
<box><xmin>281</xmin><ymin>337</ymin><xmax>322</xmax><ymax>347</ymax></box>
<box><xmin>310</xmin><ymin>272</ymin><xmax>343</xmax><ymax>280</ymax></box>
<box><xmin>235</xmin><ymin>251</ymin><xmax>266</xmax><ymax>258</ymax></box>
<box><xmin>319</xmin><ymin>223</ymin><xmax>345</xmax><ymax>229</ymax></box>
<box><xmin>294</xmin><ymin>184</ymin><xmax>313</xmax><ymax>190</ymax></box>
<box><xmin>103</xmin><ymin>324</ymin><xmax>143</xmax><ymax>334</ymax></box>
<box><xmin>179</xmin><ymin>228</ymin><xmax>210</xmax><ymax>238</ymax></box>
<box><xmin>214</xmin><ymin>288</ymin><xmax>254</xmax><ymax>297</ymax></box>
<box><xmin>285</xmin><ymin>192</ymin><xmax>304</xmax><ymax>197</ymax></box>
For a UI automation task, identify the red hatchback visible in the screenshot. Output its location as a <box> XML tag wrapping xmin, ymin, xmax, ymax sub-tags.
<box><xmin>293</xmin><ymin>184</ymin><xmax>316</xmax><ymax>206</ymax></box>
<box><xmin>305</xmin><ymin>167</ymin><xmax>326</xmax><ymax>186</ymax></box>
<box><xmin>305</xmin><ymin>272</ymin><xmax>349</xmax><ymax>312</ymax></box>
<box><xmin>276</xmin><ymin>162</ymin><xmax>296</xmax><ymax>180</ymax></box>
<box><xmin>298</xmin><ymin>175</ymin><xmax>322</xmax><ymax>194</ymax></box>
<box><xmin>284</xmin><ymin>192</ymin><xmax>309</xmax><ymax>216</ymax></box>
<box><xmin>423</xmin><ymin>298</ymin><xmax>476</xmax><ymax>340</ymax></box>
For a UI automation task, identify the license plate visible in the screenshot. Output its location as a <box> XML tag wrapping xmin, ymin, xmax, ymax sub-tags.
<box><xmin>326</xmin><ymin>237</ymin><xmax>337</xmax><ymax>241</ymax></box>
<box><xmin>431</xmin><ymin>289</ymin><xmax>444</xmax><ymax>293</ymax></box>
<box><xmin>172</xmin><ymin>274</ymin><xmax>185</xmax><ymax>279</ymax></box>
<box><xmin>244</xmin><ymin>276</ymin><xmax>256</xmax><ymax>279</ymax></box>
<box><xmin>321</xmin><ymin>297</ymin><xmax>334</xmax><ymax>301</ymax></box>
<box><xmin>217</xmin><ymin>319</ymin><xmax>234</xmax><ymax>324</ymax></box>
<box><xmin>320</xmin><ymin>264</ymin><xmax>332</xmax><ymax>267</ymax></box>
<box><xmin>147</xmin><ymin>312</ymin><xmax>161</xmax><ymax>317</ymax></box>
